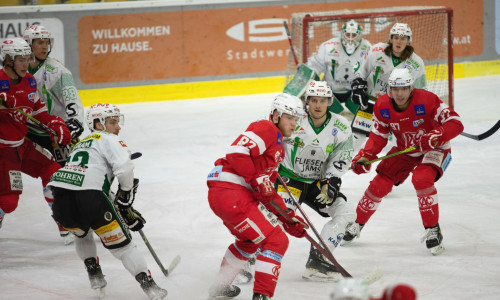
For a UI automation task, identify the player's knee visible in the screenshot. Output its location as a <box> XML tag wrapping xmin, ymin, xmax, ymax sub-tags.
<box><xmin>368</xmin><ymin>174</ymin><xmax>393</xmax><ymax>198</ymax></box>
<box><xmin>411</xmin><ymin>166</ymin><xmax>436</xmax><ymax>190</ymax></box>
<box><xmin>263</xmin><ymin>227</ymin><xmax>289</xmax><ymax>254</ymax></box>
<box><xmin>109</xmin><ymin>241</ymin><xmax>135</xmax><ymax>260</ymax></box>
<box><xmin>234</xmin><ymin>240</ymin><xmax>261</xmax><ymax>255</ymax></box>
<box><xmin>0</xmin><ymin>194</ymin><xmax>20</xmax><ymax>213</ymax></box>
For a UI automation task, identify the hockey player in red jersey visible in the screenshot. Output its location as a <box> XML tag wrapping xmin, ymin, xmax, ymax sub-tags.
<box><xmin>207</xmin><ymin>93</ymin><xmax>308</xmax><ymax>300</ymax></box>
<box><xmin>0</xmin><ymin>38</ymin><xmax>71</xmax><ymax>230</ymax></box>
<box><xmin>342</xmin><ymin>68</ymin><xmax>464</xmax><ymax>255</ymax></box>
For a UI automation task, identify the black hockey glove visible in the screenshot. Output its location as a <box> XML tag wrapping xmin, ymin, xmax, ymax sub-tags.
<box><xmin>315</xmin><ymin>177</ymin><xmax>342</xmax><ymax>208</ymax></box>
<box><xmin>116</xmin><ymin>178</ymin><xmax>139</xmax><ymax>209</ymax></box>
<box><xmin>65</xmin><ymin>118</ymin><xmax>84</xmax><ymax>141</ymax></box>
<box><xmin>351</xmin><ymin>78</ymin><xmax>369</xmax><ymax>110</ymax></box>
<box><xmin>119</xmin><ymin>207</ymin><xmax>146</xmax><ymax>231</ymax></box>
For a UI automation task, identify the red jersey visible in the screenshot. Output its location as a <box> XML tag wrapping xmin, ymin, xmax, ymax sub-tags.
<box><xmin>207</xmin><ymin>120</ymin><xmax>284</xmax><ymax>191</ymax></box>
<box><xmin>365</xmin><ymin>88</ymin><xmax>463</xmax><ymax>156</ymax></box>
<box><xmin>0</xmin><ymin>70</ymin><xmax>50</xmax><ymax>148</ymax></box>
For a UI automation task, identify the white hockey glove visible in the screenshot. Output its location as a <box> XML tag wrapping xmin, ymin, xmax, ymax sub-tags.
<box><xmin>116</xmin><ymin>178</ymin><xmax>139</xmax><ymax>209</ymax></box>
<box><xmin>315</xmin><ymin>177</ymin><xmax>342</xmax><ymax>208</ymax></box>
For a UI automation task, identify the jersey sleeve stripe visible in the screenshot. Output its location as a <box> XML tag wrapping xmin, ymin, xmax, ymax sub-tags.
<box><xmin>227</xmin><ymin>145</ymin><xmax>250</xmax><ymax>155</ymax></box>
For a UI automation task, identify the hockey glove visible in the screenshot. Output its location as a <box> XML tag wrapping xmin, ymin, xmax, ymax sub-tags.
<box><xmin>278</xmin><ymin>209</ymin><xmax>308</xmax><ymax>238</ymax></box>
<box><xmin>46</xmin><ymin>117</ymin><xmax>72</xmax><ymax>145</ymax></box>
<box><xmin>419</xmin><ymin>127</ymin><xmax>445</xmax><ymax>152</ymax></box>
<box><xmin>116</xmin><ymin>178</ymin><xmax>140</xmax><ymax>209</ymax></box>
<box><xmin>351</xmin><ymin>149</ymin><xmax>377</xmax><ymax>175</ymax></box>
<box><xmin>0</xmin><ymin>92</ymin><xmax>16</xmax><ymax>108</ymax></box>
<box><xmin>316</xmin><ymin>177</ymin><xmax>342</xmax><ymax>207</ymax></box>
<box><xmin>119</xmin><ymin>207</ymin><xmax>146</xmax><ymax>231</ymax></box>
<box><xmin>351</xmin><ymin>78</ymin><xmax>369</xmax><ymax>110</ymax></box>
<box><xmin>250</xmin><ymin>174</ymin><xmax>276</xmax><ymax>204</ymax></box>
<box><xmin>65</xmin><ymin>118</ymin><xmax>84</xmax><ymax>141</ymax></box>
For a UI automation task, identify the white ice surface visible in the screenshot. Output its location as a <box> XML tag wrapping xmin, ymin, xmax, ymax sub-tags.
<box><xmin>1</xmin><ymin>75</ymin><xmax>499</xmax><ymax>300</ymax></box>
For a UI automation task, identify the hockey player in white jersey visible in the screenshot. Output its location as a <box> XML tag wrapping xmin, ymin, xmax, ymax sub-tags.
<box><xmin>350</xmin><ymin>23</ymin><xmax>426</xmax><ymax>150</ymax></box>
<box><xmin>48</xmin><ymin>103</ymin><xmax>167</xmax><ymax>300</ymax></box>
<box><xmin>277</xmin><ymin>81</ymin><xmax>355</xmax><ymax>281</ymax></box>
<box><xmin>23</xmin><ymin>24</ymin><xmax>85</xmax><ymax>244</ymax></box>
<box><xmin>307</xmin><ymin>20</ymin><xmax>371</xmax><ymax>116</ymax></box>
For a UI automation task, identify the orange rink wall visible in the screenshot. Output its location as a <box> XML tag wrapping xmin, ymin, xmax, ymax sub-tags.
<box><xmin>70</xmin><ymin>0</ymin><xmax>495</xmax><ymax>105</ymax></box>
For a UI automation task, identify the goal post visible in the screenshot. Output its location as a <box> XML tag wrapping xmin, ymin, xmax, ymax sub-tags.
<box><xmin>286</xmin><ymin>6</ymin><xmax>454</xmax><ymax>108</ymax></box>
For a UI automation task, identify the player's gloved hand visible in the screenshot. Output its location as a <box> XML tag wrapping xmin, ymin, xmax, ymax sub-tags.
<box><xmin>278</xmin><ymin>209</ymin><xmax>308</xmax><ymax>238</ymax></box>
<box><xmin>119</xmin><ymin>207</ymin><xmax>146</xmax><ymax>231</ymax></box>
<box><xmin>351</xmin><ymin>78</ymin><xmax>369</xmax><ymax>110</ymax></box>
<box><xmin>47</xmin><ymin>117</ymin><xmax>72</xmax><ymax>145</ymax></box>
<box><xmin>316</xmin><ymin>177</ymin><xmax>342</xmax><ymax>207</ymax></box>
<box><xmin>250</xmin><ymin>174</ymin><xmax>275</xmax><ymax>204</ymax></box>
<box><xmin>0</xmin><ymin>92</ymin><xmax>17</xmax><ymax>108</ymax></box>
<box><xmin>65</xmin><ymin>118</ymin><xmax>84</xmax><ymax>141</ymax></box>
<box><xmin>116</xmin><ymin>178</ymin><xmax>140</xmax><ymax>209</ymax></box>
<box><xmin>351</xmin><ymin>149</ymin><xmax>377</xmax><ymax>175</ymax></box>
<box><xmin>419</xmin><ymin>127</ymin><xmax>445</xmax><ymax>152</ymax></box>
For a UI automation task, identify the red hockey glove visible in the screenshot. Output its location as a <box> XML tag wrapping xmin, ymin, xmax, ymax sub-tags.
<box><xmin>351</xmin><ymin>149</ymin><xmax>377</xmax><ymax>175</ymax></box>
<box><xmin>47</xmin><ymin>117</ymin><xmax>72</xmax><ymax>145</ymax></box>
<box><xmin>278</xmin><ymin>209</ymin><xmax>308</xmax><ymax>238</ymax></box>
<box><xmin>250</xmin><ymin>174</ymin><xmax>276</xmax><ymax>204</ymax></box>
<box><xmin>0</xmin><ymin>92</ymin><xmax>17</xmax><ymax>108</ymax></box>
<box><xmin>419</xmin><ymin>127</ymin><xmax>445</xmax><ymax>152</ymax></box>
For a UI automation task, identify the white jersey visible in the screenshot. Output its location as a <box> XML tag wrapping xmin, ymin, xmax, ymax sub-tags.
<box><xmin>355</xmin><ymin>42</ymin><xmax>427</xmax><ymax>99</ymax></box>
<box><xmin>307</xmin><ymin>37</ymin><xmax>371</xmax><ymax>94</ymax></box>
<box><xmin>280</xmin><ymin>112</ymin><xmax>354</xmax><ymax>183</ymax></box>
<box><xmin>48</xmin><ymin>131</ymin><xmax>134</xmax><ymax>193</ymax></box>
<box><xmin>28</xmin><ymin>56</ymin><xmax>84</xmax><ymax>135</ymax></box>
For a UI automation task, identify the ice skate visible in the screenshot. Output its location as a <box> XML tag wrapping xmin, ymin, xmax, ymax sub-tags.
<box><xmin>253</xmin><ymin>293</ymin><xmax>270</xmax><ymax>300</ymax></box>
<box><xmin>208</xmin><ymin>284</ymin><xmax>241</xmax><ymax>299</ymax></box>
<box><xmin>302</xmin><ymin>246</ymin><xmax>342</xmax><ymax>282</ymax></box>
<box><xmin>84</xmin><ymin>257</ymin><xmax>107</xmax><ymax>298</ymax></box>
<box><xmin>421</xmin><ymin>223</ymin><xmax>444</xmax><ymax>256</ymax></box>
<box><xmin>135</xmin><ymin>272</ymin><xmax>168</xmax><ymax>300</ymax></box>
<box><xmin>340</xmin><ymin>222</ymin><xmax>363</xmax><ymax>246</ymax></box>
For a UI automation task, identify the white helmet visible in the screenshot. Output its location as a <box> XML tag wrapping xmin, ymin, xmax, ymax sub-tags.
<box><xmin>388</xmin><ymin>68</ymin><xmax>414</xmax><ymax>98</ymax></box>
<box><xmin>0</xmin><ymin>38</ymin><xmax>32</xmax><ymax>64</ymax></box>
<box><xmin>86</xmin><ymin>103</ymin><xmax>124</xmax><ymax>132</ymax></box>
<box><xmin>341</xmin><ymin>20</ymin><xmax>363</xmax><ymax>54</ymax></box>
<box><xmin>270</xmin><ymin>93</ymin><xmax>305</xmax><ymax>120</ymax></box>
<box><xmin>389</xmin><ymin>23</ymin><xmax>412</xmax><ymax>42</ymax></box>
<box><xmin>23</xmin><ymin>25</ymin><xmax>54</xmax><ymax>48</ymax></box>
<box><xmin>305</xmin><ymin>80</ymin><xmax>333</xmax><ymax>106</ymax></box>
<box><xmin>330</xmin><ymin>278</ymin><xmax>370</xmax><ymax>300</ymax></box>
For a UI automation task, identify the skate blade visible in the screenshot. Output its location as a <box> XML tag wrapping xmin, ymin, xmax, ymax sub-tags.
<box><xmin>430</xmin><ymin>244</ymin><xmax>445</xmax><ymax>256</ymax></box>
<box><xmin>302</xmin><ymin>268</ymin><xmax>342</xmax><ymax>282</ymax></box>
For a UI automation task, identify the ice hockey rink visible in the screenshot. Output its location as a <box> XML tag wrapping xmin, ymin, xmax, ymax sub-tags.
<box><xmin>1</xmin><ymin>74</ymin><xmax>499</xmax><ymax>300</ymax></box>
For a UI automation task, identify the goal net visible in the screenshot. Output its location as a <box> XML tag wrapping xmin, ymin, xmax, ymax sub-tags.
<box><xmin>285</xmin><ymin>6</ymin><xmax>454</xmax><ymax>108</ymax></box>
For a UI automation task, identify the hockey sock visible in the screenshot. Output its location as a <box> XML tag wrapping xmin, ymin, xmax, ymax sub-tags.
<box><xmin>110</xmin><ymin>242</ymin><xmax>148</xmax><ymax>276</ymax></box>
<box><xmin>416</xmin><ymin>186</ymin><xmax>439</xmax><ymax>227</ymax></box>
<box><xmin>355</xmin><ymin>174</ymin><xmax>393</xmax><ymax>224</ymax></box>
<box><xmin>76</xmin><ymin>232</ymin><xmax>98</xmax><ymax>261</ymax></box>
<box><xmin>213</xmin><ymin>244</ymin><xmax>250</xmax><ymax>286</ymax></box>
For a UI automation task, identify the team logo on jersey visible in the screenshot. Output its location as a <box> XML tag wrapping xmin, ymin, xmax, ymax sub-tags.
<box><xmin>27</xmin><ymin>92</ymin><xmax>36</xmax><ymax>103</ymax></box>
<box><xmin>413</xmin><ymin>119</ymin><xmax>424</xmax><ymax>127</ymax></box>
<box><xmin>28</xmin><ymin>77</ymin><xmax>36</xmax><ymax>88</ymax></box>
<box><xmin>414</xmin><ymin>104</ymin><xmax>426</xmax><ymax>115</ymax></box>
<box><xmin>0</xmin><ymin>80</ymin><xmax>10</xmax><ymax>91</ymax></box>
<box><xmin>276</xmin><ymin>132</ymin><xmax>282</xmax><ymax>145</ymax></box>
<box><xmin>332</xmin><ymin>128</ymin><xmax>338</xmax><ymax>136</ymax></box>
<box><xmin>119</xmin><ymin>140</ymin><xmax>127</xmax><ymax>147</ymax></box>
<box><xmin>380</xmin><ymin>109</ymin><xmax>391</xmax><ymax>119</ymax></box>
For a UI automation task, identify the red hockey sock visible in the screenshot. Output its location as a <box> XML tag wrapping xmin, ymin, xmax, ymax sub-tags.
<box><xmin>355</xmin><ymin>174</ymin><xmax>393</xmax><ymax>224</ymax></box>
<box><xmin>416</xmin><ymin>186</ymin><xmax>439</xmax><ymax>227</ymax></box>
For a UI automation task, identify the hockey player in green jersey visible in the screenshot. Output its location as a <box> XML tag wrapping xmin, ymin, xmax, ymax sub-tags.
<box><xmin>23</xmin><ymin>24</ymin><xmax>85</xmax><ymax>244</ymax></box>
<box><xmin>278</xmin><ymin>81</ymin><xmax>356</xmax><ymax>281</ymax></box>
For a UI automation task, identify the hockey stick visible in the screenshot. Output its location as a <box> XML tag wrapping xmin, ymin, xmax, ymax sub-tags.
<box><xmin>348</xmin><ymin>146</ymin><xmax>418</xmax><ymax>170</ymax></box>
<box><xmin>136</xmin><ymin>228</ymin><xmax>181</xmax><ymax>277</ymax></box>
<box><xmin>16</xmin><ymin>108</ymin><xmax>58</xmax><ymax>136</ymax></box>
<box><xmin>128</xmin><ymin>151</ymin><xmax>181</xmax><ymax>277</ymax></box>
<box><xmin>283</xmin><ymin>21</ymin><xmax>299</xmax><ymax>67</ymax></box>
<box><xmin>275</xmin><ymin>174</ymin><xmax>352</xmax><ymax>277</ymax></box>
<box><xmin>460</xmin><ymin>120</ymin><xmax>500</xmax><ymax>141</ymax></box>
